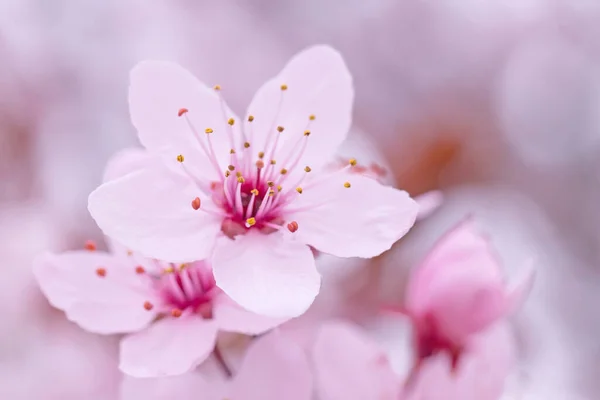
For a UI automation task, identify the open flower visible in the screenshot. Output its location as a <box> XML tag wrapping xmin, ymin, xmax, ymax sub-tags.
<box><xmin>33</xmin><ymin>244</ymin><xmax>284</xmax><ymax>378</ymax></box>
<box><xmin>399</xmin><ymin>219</ymin><xmax>534</xmax><ymax>382</ymax></box>
<box><xmin>88</xmin><ymin>45</ymin><xmax>418</xmax><ymax>318</ymax></box>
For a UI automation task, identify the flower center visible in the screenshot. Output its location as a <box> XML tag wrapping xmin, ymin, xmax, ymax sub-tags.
<box><xmin>175</xmin><ymin>84</ymin><xmax>356</xmax><ymax>238</ymax></box>
<box><xmin>142</xmin><ymin>262</ymin><xmax>217</xmax><ymax>319</ymax></box>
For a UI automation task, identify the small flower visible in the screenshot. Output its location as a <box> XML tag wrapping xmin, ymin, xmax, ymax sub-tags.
<box><xmin>88</xmin><ymin>45</ymin><xmax>419</xmax><ymax>318</ymax></box>
<box><xmin>400</xmin><ymin>218</ymin><xmax>535</xmax><ymax>376</ymax></box>
<box><xmin>33</xmin><ymin>246</ymin><xmax>285</xmax><ymax>378</ymax></box>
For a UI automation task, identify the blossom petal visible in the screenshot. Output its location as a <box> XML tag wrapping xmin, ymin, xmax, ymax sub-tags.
<box><xmin>212</xmin><ymin>294</ymin><xmax>287</xmax><ymax>335</ymax></box>
<box><xmin>119</xmin><ymin>315</ymin><xmax>218</xmax><ymax>377</ymax></box>
<box><xmin>229</xmin><ymin>332</ymin><xmax>313</xmax><ymax>400</ymax></box>
<box><xmin>33</xmin><ymin>251</ymin><xmax>159</xmax><ymax>334</ymax></box>
<box><xmin>405</xmin><ymin>220</ymin><xmax>509</xmax><ymax>341</ymax></box>
<box><xmin>103</xmin><ymin>147</ymin><xmax>154</xmax><ymax>183</ymax></box>
<box><xmin>129</xmin><ymin>61</ymin><xmax>239</xmax><ymax>180</ymax></box>
<box><xmin>405</xmin><ymin>218</ymin><xmax>503</xmax><ymax>311</ymax></box>
<box><xmin>245</xmin><ymin>45</ymin><xmax>353</xmax><ymax>173</ymax></box>
<box><xmin>287</xmin><ymin>173</ymin><xmax>418</xmax><ymax>258</ymax></box>
<box><xmin>88</xmin><ymin>162</ymin><xmax>222</xmax><ymax>263</ymax></box>
<box><xmin>313</xmin><ymin>321</ymin><xmax>401</xmax><ymax>400</ymax></box>
<box><xmin>212</xmin><ymin>232</ymin><xmax>320</xmax><ymax>318</ymax></box>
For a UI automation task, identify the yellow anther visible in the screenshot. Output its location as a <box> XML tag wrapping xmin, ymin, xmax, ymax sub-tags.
<box><xmin>258</xmin><ymin>151</ymin><xmax>265</xmax><ymax>159</ymax></box>
<box><xmin>176</xmin><ymin>154</ymin><xmax>184</xmax><ymax>163</ymax></box>
<box><xmin>230</xmin><ymin>149</ymin><xmax>236</xmax><ymax>154</ymax></box>
<box><xmin>304</xmin><ymin>130</ymin><xmax>311</xmax><ymax>136</ymax></box>
<box><xmin>344</xmin><ymin>182</ymin><xmax>351</xmax><ymax>188</ymax></box>
<box><xmin>296</xmin><ymin>187</ymin><xmax>303</xmax><ymax>194</ymax></box>
<box><xmin>244</xmin><ymin>142</ymin><xmax>251</xmax><ymax>148</ymax></box>
<box><xmin>213</xmin><ymin>85</ymin><xmax>221</xmax><ymax>91</ymax></box>
<box><xmin>246</xmin><ymin>217</ymin><xmax>256</xmax><ymax>226</ymax></box>
<box><xmin>304</xmin><ymin>166</ymin><xmax>312</xmax><ymax>173</ymax></box>
<box><xmin>270</xmin><ymin>159</ymin><xmax>277</xmax><ymax>165</ymax></box>
<box><xmin>277</xmin><ymin>126</ymin><xmax>284</xmax><ymax>132</ymax></box>
<box><xmin>179</xmin><ymin>263</ymin><xmax>187</xmax><ymax>271</ymax></box>
<box><xmin>236</xmin><ymin>171</ymin><xmax>242</xmax><ymax>178</ymax></box>
<box><xmin>280</xmin><ymin>168</ymin><xmax>288</xmax><ymax>175</ymax></box>
<box><xmin>349</xmin><ymin>158</ymin><xmax>357</xmax><ymax>166</ymax></box>
<box><xmin>251</xmin><ymin>189</ymin><xmax>259</xmax><ymax>196</ymax></box>
<box><xmin>248</xmin><ymin>115</ymin><xmax>255</xmax><ymax>122</ymax></box>
<box><xmin>228</xmin><ymin>165</ymin><xmax>235</xmax><ymax>171</ymax></box>
<box><xmin>309</xmin><ymin>114</ymin><xmax>316</xmax><ymax>120</ymax></box>
<box><xmin>163</xmin><ymin>266</ymin><xmax>174</xmax><ymax>274</ymax></box>
<box><xmin>277</xmin><ymin>185</ymin><xmax>282</xmax><ymax>192</ymax></box>
<box><xmin>269</xmin><ymin>190</ymin><xmax>275</xmax><ymax>196</ymax></box>
<box><xmin>280</xmin><ymin>84</ymin><xmax>288</xmax><ymax>91</ymax></box>
<box><xmin>225</xmin><ymin>170</ymin><xmax>231</xmax><ymax>177</ymax></box>
<box><xmin>228</xmin><ymin>118</ymin><xmax>235</xmax><ymax>126</ymax></box>
<box><xmin>237</xmin><ymin>176</ymin><xmax>245</xmax><ymax>183</ymax></box>
<box><xmin>267</xmin><ymin>181</ymin><xmax>275</xmax><ymax>187</ymax></box>
<box><xmin>205</xmin><ymin>128</ymin><xmax>213</xmax><ymax>134</ymax></box>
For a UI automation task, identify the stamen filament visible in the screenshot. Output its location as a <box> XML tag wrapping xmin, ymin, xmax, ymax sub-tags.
<box><xmin>244</xmin><ymin>190</ymin><xmax>258</xmax><ymax>220</ymax></box>
<box><xmin>183</xmin><ymin>115</ymin><xmax>224</xmax><ymax>180</ymax></box>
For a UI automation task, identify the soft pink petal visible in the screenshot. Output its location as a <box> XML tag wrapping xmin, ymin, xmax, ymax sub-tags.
<box><xmin>119</xmin><ymin>315</ymin><xmax>218</xmax><ymax>377</ymax></box>
<box><xmin>88</xmin><ymin>162</ymin><xmax>221</xmax><ymax>262</ymax></box>
<box><xmin>103</xmin><ymin>147</ymin><xmax>154</xmax><ymax>183</ymax></box>
<box><xmin>425</xmin><ymin>277</ymin><xmax>507</xmax><ymax>341</ymax></box>
<box><xmin>313</xmin><ymin>321</ymin><xmax>401</xmax><ymax>400</ymax></box>
<box><xmin>229</xmin><ymin>331</ymin><xmax>313</xmax><ymax>400</ymax></box>
<box><xmin>212</xmin><ymin>232</ymin><xmax>320</xmax><ymax>318</ymax></box>
<box><xmin>245</xmin><ymin>45</ymin><xmax>353</xmax><ymax>173</ymax></box>
<box><xmin>406</xmin><ymin>218</ymin><xmax>503</xmax><ymax>311</ymax></box>
<box><xmin>287</xmin><ymin>173</ymin><xmax>418</xmax><ymax>258</ymax></box>
<box><xmin>33</xmin><ymin>251</ymin><xmax>159</xmax><ymax>334</ymax></box>
<box><xmin>129</xmin><ymin>61</ymin><xmax>239</xmax><ymax>180</ymax></box>
<box><xmin>405</xmin><ymin>220</ymin><xmax>510</xmax><ymax>341</ymax></box>
<box><xmin>414</xmin><ymin>190</ymin><xmax>444</xmax><ymax>221</ymax></box>
<box><xmin>213</xmin><ymin>294</ymin><xmax>287</xmax><ymax>335</ymax></box>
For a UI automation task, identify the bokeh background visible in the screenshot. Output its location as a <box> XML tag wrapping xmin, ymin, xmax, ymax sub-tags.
<box><xmin>1</xmin><ymin>1</ymin><xmax>600</xmax><ymax>399</ymax></box>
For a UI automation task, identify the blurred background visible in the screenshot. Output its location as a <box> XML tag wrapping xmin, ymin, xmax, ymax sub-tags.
<box><xmin>1</xmin><ymin>1</ymin><xmax>600</xmax><ymax>399</ymax></box>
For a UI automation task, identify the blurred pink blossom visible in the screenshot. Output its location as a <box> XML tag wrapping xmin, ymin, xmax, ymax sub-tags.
<box><xmin>400</xmin><ymin>219</ymin><xmax>534</xmax><ymax>375</ymax></box>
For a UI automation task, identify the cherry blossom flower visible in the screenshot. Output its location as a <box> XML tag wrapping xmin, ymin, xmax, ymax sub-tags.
<box><xmin>393</xmin><ymin>218</ymin><xmax>535</xmax><ymax>392</ymax></box>
<box><xmin>33</xmin><ymin>244</ymin><xmax>284</xmax><ymax>378</ymax></box>
<box><xmin>88</xmin><ymin>45</ymin><xmax>419</xmax><ymax>318</ymax></box>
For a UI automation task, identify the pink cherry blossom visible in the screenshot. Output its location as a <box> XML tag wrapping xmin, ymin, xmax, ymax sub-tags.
<box><xmin>400</xmin><ymin>218</ymin><xmax>534</xmax><ymax>384</ymax></box>
<box><xmin>88</xmin><ymin>45</ymin><xmax>419</xmax><ymax>318</ymax></box>
<box><xmin>33</xmin><ymin>245</ymin><xmax>284</xmax><ymax>378</ymax></box>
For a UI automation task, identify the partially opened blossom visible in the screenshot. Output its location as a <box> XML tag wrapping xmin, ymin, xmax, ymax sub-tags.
<box><xmin>33</xmin><ymin>245</ymin><xmax>284</xmax><ymax>378</ymax></box>
<box><xmin>88</xmin><ymin>45</ymin><xmax>419</xmax><ymax>317</ymax></box>
<box><xmin>399</xmin><ymin>219</ymin><xmax>534</xmax><ymax>389</ymax></box>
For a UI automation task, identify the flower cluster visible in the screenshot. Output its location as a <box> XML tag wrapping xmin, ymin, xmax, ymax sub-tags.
<box><xmin>33</xmin><ymin>45</ymin><xmax>533</xmax><ymax>398</ymax></box>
